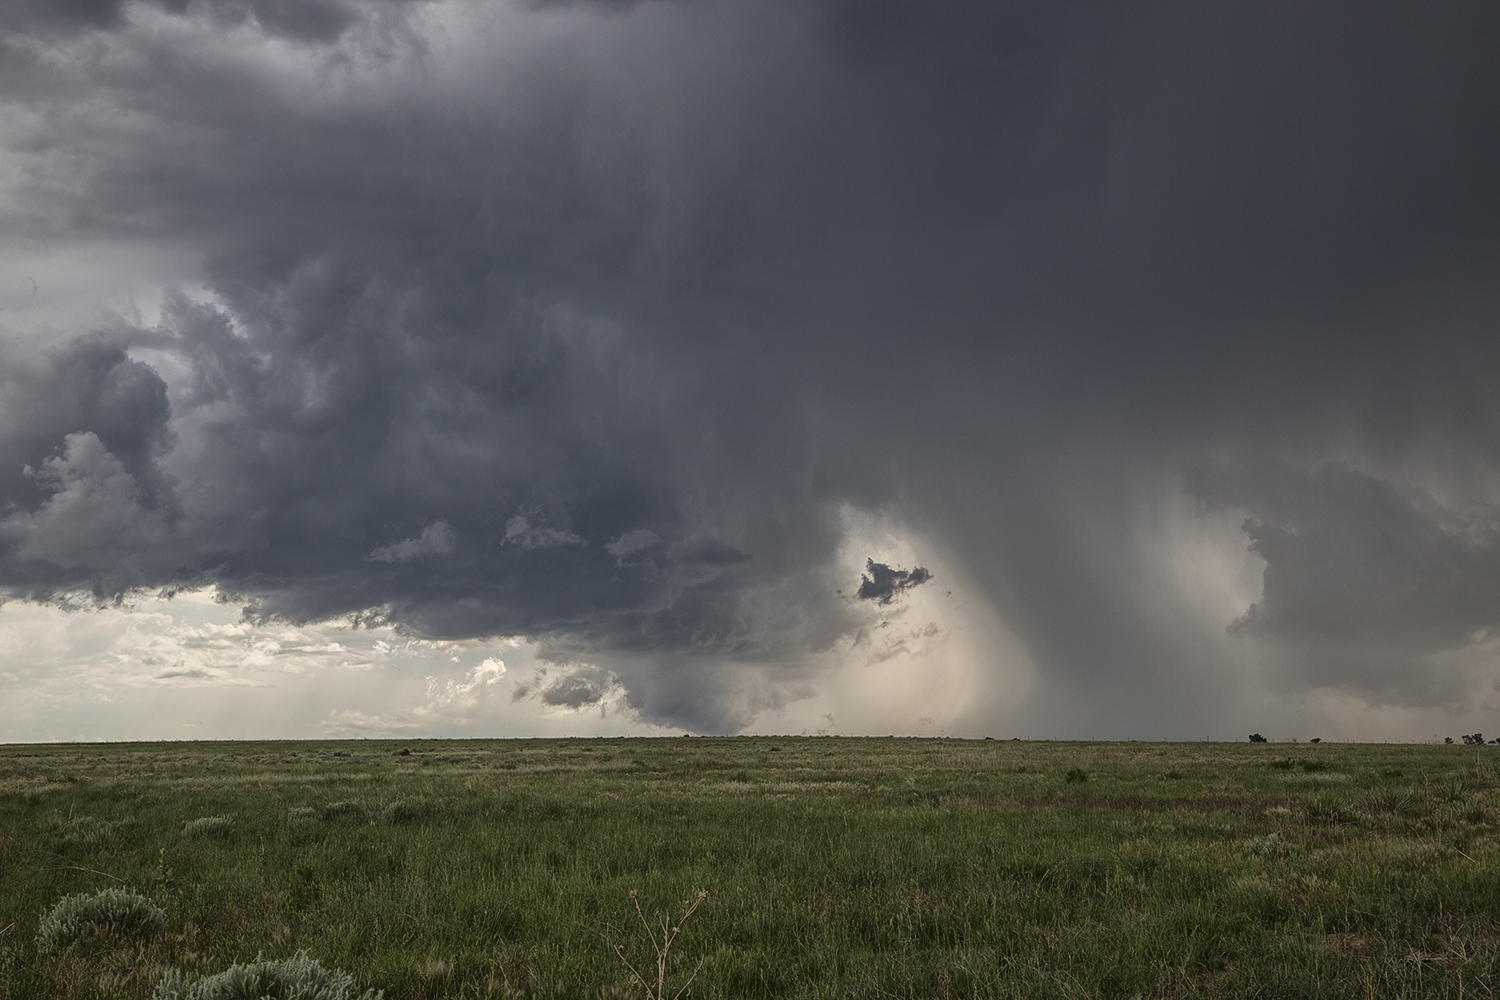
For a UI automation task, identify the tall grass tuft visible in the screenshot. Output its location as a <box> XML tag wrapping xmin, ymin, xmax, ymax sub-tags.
<box><xmin>36</xmin><ymin>888</ymin><xmax>167</xmax><ymax>953</ymax></box>
<box><xmin>153</xmin><ymin>950</ymin><xmax>382</xmax><ymax>1000</ymax></box>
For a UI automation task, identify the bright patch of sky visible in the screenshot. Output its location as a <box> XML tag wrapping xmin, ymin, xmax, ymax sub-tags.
<box><xmin>0</xmin><ymin>588</ymin><xmax>662</xmax><ymax>741</ymax></box>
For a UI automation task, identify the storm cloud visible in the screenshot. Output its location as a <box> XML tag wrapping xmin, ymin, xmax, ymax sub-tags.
<box><xmin>2</xmin><ymin>0</ymin><xmax>1499</xmax><ymax>736</ymax></box>
<box><xmin>857</xmin><ymin>560</ymin><xmax>932</xmax><ymax>606</ymax></box>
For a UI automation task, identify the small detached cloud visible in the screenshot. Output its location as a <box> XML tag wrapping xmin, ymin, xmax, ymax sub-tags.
<box><xmin>503</xmin><ymin>514</ymin><xmax>586</xmax><ymax>550</ymax></box>
<box><xmin>534</xmin><ymin>663</ymin><xmax>622</xmax><ymax>710</ymax></box>
<box><xmin>154</xmin><ymin>667</ymin><xmax>214</xmax><ymax>682</ymax></box>
<box><xmin>605</xmin><ymin>529</ymin><xmax>661</xmax><ymax>559</ymax></box>
<box><xmin>856</xmin><ymin>559</ymin><xmax>933</xmax><ymax>605</ymax></box>
<box><xmin>668</xmin><ymin>534</ymin><xmax>752</xmax><ymax>566</ymax></box>
<box><xmin>367</xmin><ymin>521</ymin><xmax>455</xmax><ymax>563</ymax></box>
<box><xmin>149</xmin><ymin>664</ymin><xmax>261</xmax><ymax>687</ymax></box>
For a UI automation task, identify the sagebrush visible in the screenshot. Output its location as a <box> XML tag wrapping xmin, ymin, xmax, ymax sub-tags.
<box><xmin>153</xmin><ymin>951</ymin><xmax>381</xmax><ymax>1000</ymax></box>
<box><xmin>36</xmin><ymin>888</ymin><xmax>167</xmax><ymax>953</ymax></box>
<box><xmin>183</xmin><ymin>815</ymin><xmax>236</xmax><ymax>838</ymax></box>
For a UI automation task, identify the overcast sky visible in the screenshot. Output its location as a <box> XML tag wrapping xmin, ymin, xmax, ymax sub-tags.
<box><xmin>2</xmin><ymin>0</ymin><xmax>1499</xmax><ymax>742</ymax></box>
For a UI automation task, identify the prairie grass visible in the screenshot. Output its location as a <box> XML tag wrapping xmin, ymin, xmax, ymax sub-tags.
<box><xmin>0</xmin><ymin>738</ymin><xmax>1497</xmax><ymax>998</ymax></box>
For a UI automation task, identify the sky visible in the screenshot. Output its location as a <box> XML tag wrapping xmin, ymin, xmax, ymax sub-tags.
<box><xmin>2</xmin><ymin>0</ymin><xmax>1500</xmax><ymax>743</ymax></box>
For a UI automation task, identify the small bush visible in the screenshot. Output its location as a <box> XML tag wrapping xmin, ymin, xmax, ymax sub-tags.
<box><xmin>287</xmin><ymin>807</ymin><xmax>320</xmax><ymax>832</ymax></box>
<box><xmin>1242</xmin><ymin>831</ymin><xmax>1299</xmax><ymax>860</ymax></box>
<box><xmin>153</xmin><ymin>950</ymin><xmax>381</xmax><ymax>1000</ymax></box>
<box><xmin>59</xmin><ymin>816</ymin><xmax>129</xmax><ymax>848</ymax></box>
<box><xmin>381</xmin><ymin>801</ymin><xmax>416</xmax><ymax>824</ymax></box>
<box><xmin>1064</xmin><ymin>768</ymin><xmax>1088</xmax><ymax>784</ymax></box>
<box><xmin>37</xmin><ymin>888</ymin><xmax>167</xmax><ymax>953</ymax></box>
<box><xmin>324</xmin><ymin>801</ymin><xmax>363</xmax><ymax>820</ymax></box>
<box><xmin>183</xmin><ymin>815</ymin><xmax>235</xmax><ymax>839</ymax></box>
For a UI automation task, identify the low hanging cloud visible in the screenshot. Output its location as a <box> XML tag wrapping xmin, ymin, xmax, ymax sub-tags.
<box><xmin>537</xmin><ymin>664</ymin><xmax>618</xmax><ymax>709</ymax></box>
<box><xmin>1</xmin><ymin>0</ymin><xmax>1499</xmax><ymax>736</ymax></box>
<box><xmin>1188</xmin><ymin>459</ymin><xmax>1500</xmax><ymax>702</ymax></box>
<box><xmin>855</xmin><ymin>560</ymin><xmax>933</xmax><ymax>606</ymax></box>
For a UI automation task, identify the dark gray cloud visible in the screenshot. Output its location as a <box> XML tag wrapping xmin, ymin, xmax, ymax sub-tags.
<box><xmin>0</xmin><ymin>0</ymin><xmax>128</xmax><ymax>34</ymax></box>
<box><xmin>856</xmin><ymin>560</ymin><xmax>931</xmax><ymax>606</ymax></box>
<box><xmin>1188</xmin><ymin>459</ymin><xmax>1500</xmax><ymax>704</ymax></box>
<box><xmin>2</xmin><ymin>0</ymin><xmax>1499</xmax><ymax>734</ymax></box>
<box><xmin>538</xmin><ymin>664</ymin><xmax>614</xmax><ymax>709</ymax></box>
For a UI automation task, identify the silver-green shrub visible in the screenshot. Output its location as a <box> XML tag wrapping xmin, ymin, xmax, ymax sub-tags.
<box><xmin>1242</xmin><ymin>831</ymin><xmax>1299</xmax><ymax>859</ymax></box>
<box><xmin>60</xmin><ymin>816</ymin><xmax>129</xmax><ymax>848</ymax></box>
<box><xmin>323</xmin><ymin>801</ymin><xmax>363</xmax><ymax>819</ymax></box>
<box><xmin>36</xmin><ymin>888</ymin><xmax>167</xmax><ymax>953</ymax></box>
<box><xmin>183</xmin><ymin>815</ymin><xmax>236</xmax><ymax>838</ymax></box>
<box><xmin>287</xmin><ymin>806</ymin><xmax>320</xmax><ymax>831</ymax></box>
<box><xmin>153</xmin><ymin>951</ymin><xmax>382</xmax><ymax>1000</ymax></box>
<box><xmin>380</xmin><ymin>800</ymin><xmax>414</xmax><ymax>824</ymax></box>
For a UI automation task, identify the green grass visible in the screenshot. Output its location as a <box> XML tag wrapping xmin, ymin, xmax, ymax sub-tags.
<box><xmin>1</xmin><ymin>738</ymin><xmax>1498</xmax><ymax>998</ymax></box>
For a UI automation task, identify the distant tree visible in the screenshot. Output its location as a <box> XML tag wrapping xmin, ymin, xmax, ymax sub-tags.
<box><xmin>1248</xmin><ymin>734</ymin><xmax>1268</xmax><ymax>743</ymax></box>
<box><xmin>1309</xmin><ymin>738</ymin><xmax>1321</xmax><ymax>744</ymax></box>
<box><xmin>1462</xmin><ymin>733</ymin><xmax>1485</xmax><ymax>745</ymax></box>
<box><xmin>1446</xmin><ymin>737</ymin><xmax>1455</xmax><ymax>744</ymax></box>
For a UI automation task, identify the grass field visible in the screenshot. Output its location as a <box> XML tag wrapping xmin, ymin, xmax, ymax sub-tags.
<box><xmin>2</xmin><ymin>737</ymin><xmax>1498</xmax><ymax>999</ymax></box>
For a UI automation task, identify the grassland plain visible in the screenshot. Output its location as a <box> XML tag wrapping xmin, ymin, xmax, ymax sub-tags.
<box><xmin>1</xmin><ymin>738</ymin><xmax>1498</xmax><ymax>999</ymax></box>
